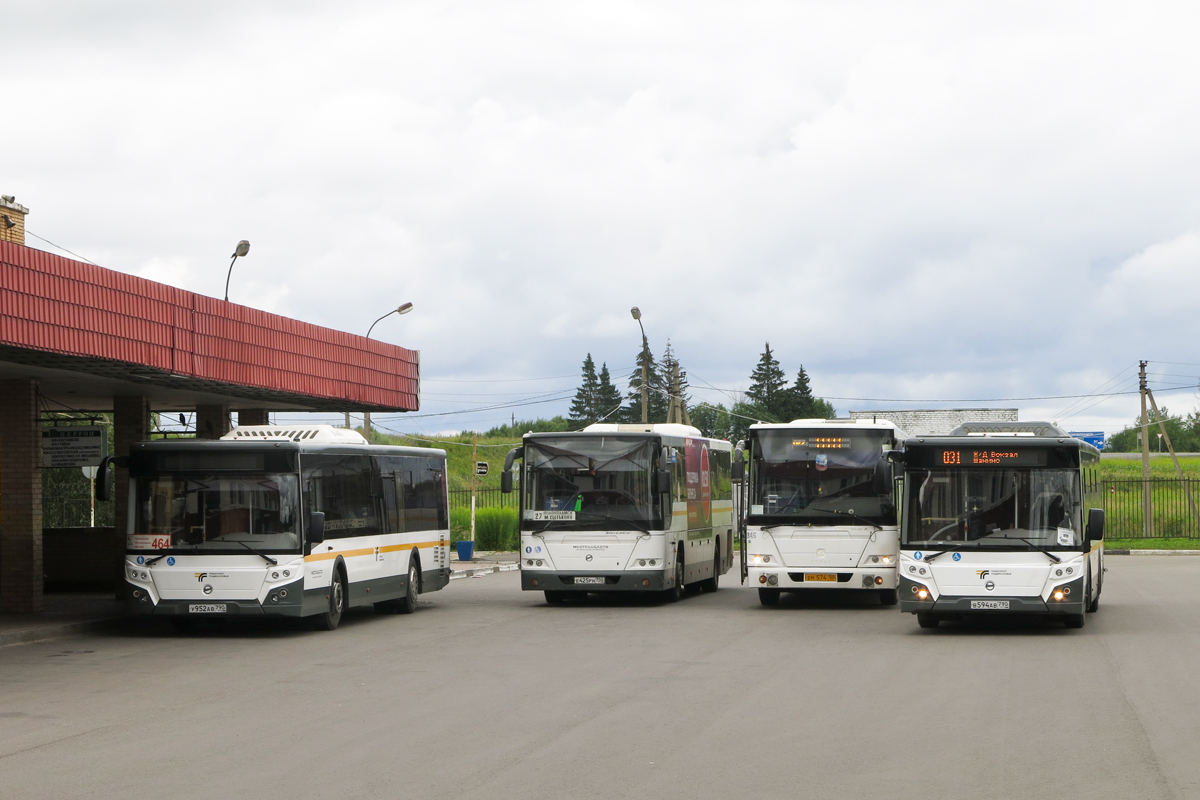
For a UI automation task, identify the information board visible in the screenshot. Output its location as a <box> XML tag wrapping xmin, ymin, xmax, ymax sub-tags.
<box><xmin>42</xmin><ymin>426</ymin><xmax>107</xmax><ymax>468</ymax></box>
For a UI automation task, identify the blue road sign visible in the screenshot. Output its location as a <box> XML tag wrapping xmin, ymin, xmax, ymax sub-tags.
<box><xmin>1070</xmin><ymin>431</ymin><xmax>1106</xmax><ymax>450</ymax></box>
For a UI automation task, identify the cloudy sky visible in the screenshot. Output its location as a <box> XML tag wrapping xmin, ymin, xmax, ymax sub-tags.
<box><xmin>6</xmin><ymin>0</ymin><xmax>1200</xmax><ymax>437</ymax></box>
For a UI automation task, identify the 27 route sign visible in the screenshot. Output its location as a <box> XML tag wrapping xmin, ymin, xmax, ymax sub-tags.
<box><xmin>475</xmin><ymin>462</ymin><xmax>489</xmax><ymax>476</ymax></box>
<box><xmin>42</xmin><ymin>426</ymin><xmax>107</xmax><ymax>468</ymax></box>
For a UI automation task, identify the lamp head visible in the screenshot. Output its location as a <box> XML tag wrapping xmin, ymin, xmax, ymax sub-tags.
<box><xmin>396</xmin><ymin>302</ymin><xmax>414</xmax><ymax>315</ymax></box>
<box><xmin>630</xmin><ymin>306</ymin><xmax>641</xmax><ymax>321</ymax></box>
<box><xmin>233</xmin><ymin>240</ymin><xmax>250</xmax><ymax>258</ymax></box>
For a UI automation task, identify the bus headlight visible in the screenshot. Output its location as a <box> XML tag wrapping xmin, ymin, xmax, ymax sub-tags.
<box><xmin>880</xmin><ymin>555</ymin><xmax>894</xmax><ymax>565</ymax></box>
<box><xmin>750</xmin><ymin>554</ymin><xmax>771</xmax><ymax>565</ymax></box>
<box><xmin>911</xmin><ymin>584</ymin><xmax>932</xmax><ymax>601</ymax></box>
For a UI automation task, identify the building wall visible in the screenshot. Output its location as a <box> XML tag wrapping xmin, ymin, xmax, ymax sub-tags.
<box><xmin>848</xmin><ymin>408</ymin><xmax>1019</xmax><ymax>436</ymax></box>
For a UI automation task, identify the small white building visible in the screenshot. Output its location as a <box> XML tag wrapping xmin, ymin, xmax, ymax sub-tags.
<box><xmin>848</xmin><ymin>408</ymin><xmax>1018</xmax><ymax>437</ymax></box>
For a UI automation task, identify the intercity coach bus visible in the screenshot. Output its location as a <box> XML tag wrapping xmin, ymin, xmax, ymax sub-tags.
<box><xmin>500</xmin><ymin>423</ymin><xmax>734</xmax><ymax>603</ymax></box>
<box><xmin>896</xmin><ymin>421</ymin><xmax>1104</xmax><ymax>628</ymax></box>
<box><xmin>737</xmin><ymin>418</ymin><xmax>907</xmax><ymax>606</ymax></box>
<box><xmin>109</xmin><ymin>425</ymin><xmax>450</xmax><ymax>630</ymax></box>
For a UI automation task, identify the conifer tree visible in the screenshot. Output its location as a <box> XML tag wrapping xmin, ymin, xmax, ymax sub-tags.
<box><xmin>746</xmin><ymin>343</ymin><xmax>788</xmax><ymax>421</ymax></box>
<box><xmin>594</xmin><ymin>363</ymin><xmax>624</xmax><ymax>422</ymax></box>
<box><xmin>621</xmin><ymin>344</ymin><xmax>667</xmax><ymax>423</ymax></box>
<box><xmin>569</xmin><ymin>354</ymin><xmax>600</xmax><ymax>424</ymax></box>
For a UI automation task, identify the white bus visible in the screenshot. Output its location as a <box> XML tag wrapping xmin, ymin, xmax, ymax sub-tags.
<box><xmin>500</xmin><ymin>423</ymin><xmax>734</xmax><ymax>603</ymax></box>
<box><xmin>896</xmin><ymin>421</ymin><xmax>1104</xmax><ymax>628</ymax></box>
<box><xmin>737</xmin><ymin>418</ymin><xmax>907</xmax><ymax>607</ymax></box>
<box><xmin>108</xmin><ymin>425</ymin><xmax>450</xmax><ymax>630</ymax></box>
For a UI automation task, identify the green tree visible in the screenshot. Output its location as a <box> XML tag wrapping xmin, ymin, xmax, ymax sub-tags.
<box><xmin>690</xmin><ymin>402</ymin><xmax>732</xmax><ymax>440</ymax></box>
<box><xmin>783</xmin><ymin>366</ymin><xmax>836</xmax><ymax>420</ymax></box>
<box><xmin>1106</xmin><ymin>406</ymin><xmax>1200</xmax><ymax>453</ymax></box>
<box><xmin>569</xmin><ymin>354</ymin><xmax>600</xmax><ymax>424</ymax></box>
<box><xmin>594</xmin><ymin>363</ymin><xmax>624</xmax><ymax>422</ymax></box>
<box><xmin>746</xmin><ymin>343</ymin><xmax>788</xmax><ymax>421</ymax></box>
<box><xmin>660</xmin><ymin>340</ymin><xmax>691</xmax><ymax>420</ymax></box>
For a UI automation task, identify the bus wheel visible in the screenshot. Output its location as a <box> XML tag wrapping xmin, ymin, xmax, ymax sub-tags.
<box><xmin>758</xmin><ymin>588</ymin><xmax>780</xmax><ymax>606</ymax></box>
<box><xmin>879</xmin><ymin>589</ymin><xmax>899</xmax><ymax>606</ymax></box>
<box><xmin>397</xmin><ymin>559</ymin><xmax>419</xmax><ymax>615</ymax></box>
<box><xmin>1087</xmin><ymin>573</ymin><xmax>1100</xmax><ymax>613</ymax></box>
<box><xmin>544</xmin><ymin>590</ymin><xmax>566</xmax><ymax>604</ymax></box>
<box><xmin>314</xmin><ymin>570</ymin><xmax>346</xmax><ymax>631</ymax></box>
<box><xmin>700</xmin><ymin>547</ymin><xmax>720</xmax><ymax>593</ymax></box>
<box><xmin>664</xmin><ymin>552</ymin><xmax>685</xmax><ymax>602</ymax></box>
<box><xmin>916</xmin><ymin>613</ymin><xmax>939</xmax><ymax>629</ymax></box>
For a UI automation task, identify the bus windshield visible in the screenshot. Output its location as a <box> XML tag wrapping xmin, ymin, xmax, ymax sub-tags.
<box><xmin>903</xmin><ymin>468</ymin><xmax>1082</xmax><ymax>548</ymax></box>
<box><xmin>749</xmin><ymin>429</ymin><xmax>892</xmax><ymax>525</ymax></box>
<box><xmin>129</xmin><ymin>472</ymin><xmax>301</xmax><ymax>553</ymax></box>
<box><xmin>523</xmin><ymin>436</ymin><xmax>659</xmax><ymax>531</ymax></box>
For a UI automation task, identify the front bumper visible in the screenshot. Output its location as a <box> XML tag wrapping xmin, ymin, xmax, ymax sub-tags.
<box><xmin>125</xmin><ymin>578</ymin><xmax>306</xmax><ymax>617</ymax></box>
<box><xmin>898</xmin><ymin>575</ymin><xmax>1085</xmax><ymax>615</ymax></box>
<box><xmin>521</xmin><ymin>569</ymin><xmax>666</xmax><ymax>592</ymax></box>
<box><xmin>748</xmin><ymin>565</ymin><xmax>897</xmax><ymax>590</ymax></box>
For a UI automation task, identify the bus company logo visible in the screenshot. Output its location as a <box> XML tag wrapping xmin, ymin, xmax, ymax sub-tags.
<box><xmin>976</xmin><ymin>570</ymin><xmax>990</xmax><ymax>578</ymax></box>
<box><xmin>195</xmin><ymin>573</ymin><xmax>208</xmax><ymax>582</ymax></box>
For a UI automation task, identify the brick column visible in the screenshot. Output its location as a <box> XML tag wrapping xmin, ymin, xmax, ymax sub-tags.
<box><xmin>113</xmin><ymin>396</ymin><xmax>150</xmax><ymax>598</ymax></box>
<box><xmin>0</xmin><ymin>379</ymin><xmax>43</xmax><ymax>613</ymax></box>
<box><xmin>237</xmin><ymin>409</ymin><xmax>270</xmax><ymax>427</ymax></box>
<box><xmin>196</xmin><ymin>405</ymin><xmax>231</xmax><ymax>439</ymax></box>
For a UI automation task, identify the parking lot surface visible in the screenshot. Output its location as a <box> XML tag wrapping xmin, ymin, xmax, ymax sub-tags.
<box><xmin>0</xmin><ymin>556</ymin><xmax>1197</xmax><ymax>799</ymax></box>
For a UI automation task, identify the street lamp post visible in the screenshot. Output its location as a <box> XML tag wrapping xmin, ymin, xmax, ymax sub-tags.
<box><xmin>631</xmin><ymin>307</ymin><xmax>649</xmax><ymax>424</ymax></box>
<box><xmin>223</xmin><ymin>240</ymin><xmax>250</xmax><ymax>302</ymax></box>
<box><xmin>362</xmin><ymin>302</ymin><xmax>415</xmax><ymax>438</ymax></box>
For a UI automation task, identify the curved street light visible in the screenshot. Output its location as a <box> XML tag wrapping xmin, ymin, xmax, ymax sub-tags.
<box><xmin>360</xmin><ymin>302</ymin><xmax>415</xmax><ymax>437</ymax></box>
<box><xmin>223</xmin><ymin>240</ymin><xmax>250</xmax><ymax>302</ymax></box>
<box><xmin>631</xmin><ymin>307</ymin><xmax>649</xmax><ymax>424</ymax></box>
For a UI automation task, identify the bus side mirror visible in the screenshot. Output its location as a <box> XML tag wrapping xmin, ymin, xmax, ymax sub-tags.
<box><xmin>654</xmin><ymin>469</ymin><xmax>672</xmax><ymax>496</ymax></box>
<box><xmin>94</xmin><ymin>455</ymin><xmax>127</xmax><ymax>502</ymax></box>
<box><xmin>307</xmin><ymin>511</ymin><xmax>326</xmax><ymax>545</ymax></box>
<box><xmin>1086</xmin><ymin>508</ymin><xmax>1105</xmax><ymax>542</ymax></box>
<box><xmin>501</xmin><ymin>446</ymin><xmax>522</xmax><ymax>494</ymax></box>
<box><xmin>886</xmin><ymin>450</ymin><xmax>906</xmax><ymax>464</ymax></box>
<box><xmin>872</xmin><ymin>459</ymin><xmax>891</xmax><ymax>494</ymax></box>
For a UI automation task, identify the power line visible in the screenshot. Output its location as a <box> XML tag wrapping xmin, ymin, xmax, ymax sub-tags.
<box><xmin>25</xmin><ymin>230</ymin><xmax>101</xmax><ymax>266</ymax></box>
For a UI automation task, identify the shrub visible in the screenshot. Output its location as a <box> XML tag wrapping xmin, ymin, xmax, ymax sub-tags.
<box><xmin>475</xmin><ymin>507</ymin><xmax>519</xmax><ymax>551</ymax></box>
<box><xmin>450</xmin><ymin>507</ymin><xmax>472</xmax><ymax>543</ymax></box>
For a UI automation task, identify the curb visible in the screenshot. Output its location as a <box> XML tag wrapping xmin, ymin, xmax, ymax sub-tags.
<box><xmin>0</xmin><ymin>616</ymin><xmax>130</xmax><ymax>649</ymax></box>
<box><xmin>1106</xmin><ymin>549</ymin><xmax>1200</xmax><ymax>556</ymax></box>
<box><xmin>450</xmin><ymin>563</ymin><xmax>520</xmax><ymax>580</ymax></box>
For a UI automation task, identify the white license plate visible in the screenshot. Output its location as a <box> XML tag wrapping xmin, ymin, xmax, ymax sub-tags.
<box><xmin>970</xmin><ymin>600</ymin><xmax>1010</xmax><ymax>610</ymax></box>
<box><xmin>188</xmin><ymin>604</ymin><xmax>227</xmax><ymax>614</ymax></box>
<box><xmin>574</xmin><ymin>577</ymin><xmax>606</xmax><ymax>585</ymax></box>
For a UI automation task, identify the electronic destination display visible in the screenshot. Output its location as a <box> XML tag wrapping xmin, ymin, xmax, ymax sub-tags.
<box><xmin>938</xmin><ymin>449</ymin><xmax>1048</xmax><ymax>467</ymax></box>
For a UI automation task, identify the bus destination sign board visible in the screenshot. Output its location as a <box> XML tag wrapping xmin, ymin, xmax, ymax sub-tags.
<box><xmin>939</xmin><ymin>449</ymin><xmax>1047</xmax><ymax>467</ymax></box>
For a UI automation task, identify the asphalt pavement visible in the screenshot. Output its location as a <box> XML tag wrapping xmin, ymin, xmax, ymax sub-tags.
<box><xmin>0</xmin><ymin>556</ymin><xmax>1197</xmax><ymax>799</ymax></box>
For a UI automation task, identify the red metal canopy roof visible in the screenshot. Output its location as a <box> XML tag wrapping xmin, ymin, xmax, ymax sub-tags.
<box><xmin>0</xmin><ymin>240</ymin><xmax>419</xmax><ymax>412</ymax></box>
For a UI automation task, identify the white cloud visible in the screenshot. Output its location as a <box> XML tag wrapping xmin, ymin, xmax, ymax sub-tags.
<box><xmin>6</xmin><ymin>0</ymin><xmax>1200</xmax><ymax>435</ymax></box>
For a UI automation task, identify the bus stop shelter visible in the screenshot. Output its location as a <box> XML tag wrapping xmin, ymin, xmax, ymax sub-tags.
<box><xmin>0</xmin><ymin>239</ymin><xmax>420</xmax><ymax>613</ymax></box>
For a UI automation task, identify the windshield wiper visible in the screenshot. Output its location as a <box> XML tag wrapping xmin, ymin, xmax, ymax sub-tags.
<box><xmin>990</xmin><ymin>535</ymin><xmax>1062</xmax><ymax>563</ymax></box>
<box><xmin>537</xmin><ymin>510</ymin><xmax>651</xmax><ymax>535</ymax></box>
<box><xmin>144</xmin><ymin>554</ymin><xmax>169</xmax><ymax>566</ymax></box>
<box><xmin>228</xmin><ymin>540</ymin><xmax>278</xmax><ymax>565</ymax></box>
<box><xmin>822</xmin><ymin>509</ymin><xmax>883</xmax><ymax>530</ymax></box>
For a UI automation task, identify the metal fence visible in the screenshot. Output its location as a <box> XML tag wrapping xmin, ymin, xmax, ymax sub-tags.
<box><xmin>1100</xmin><ymin>479</ymin><xmax>1200</xmax><ymax>539</ymax></box>
<box><xmin>43</xmin><ymin>496</ymin><xmax>115</xmax><ymax>529</ymax></box>
<box><xmin>448</xmin><ymin>489</ymin><xmax>517</xmax><ymax>511</ymax></box>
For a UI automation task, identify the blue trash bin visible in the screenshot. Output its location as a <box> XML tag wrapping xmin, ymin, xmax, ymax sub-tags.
<box><xmin>455</xmin><ymin>540</ymin><xmax>475</xmax><ymax>562</ymax></box>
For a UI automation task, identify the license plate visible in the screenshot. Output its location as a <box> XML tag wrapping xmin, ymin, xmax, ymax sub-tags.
<box><xmin>574</xmin><ymin>576</ymin><xmax>605</xmax><ymax>585</ymax></box>
<box><xmin>970</xmin><ymin>600</ymin><xmax>1010</xmax><ymax>610</ymax></box>
<box><xmin>188</xmin><ymin>604</ymin><xmax>227</xmax><ymax>614</ymax></box>
<box><xmin>804</xmin><ymin>573</ymin><xmax>837</xmax><ymax>582</ymax></box>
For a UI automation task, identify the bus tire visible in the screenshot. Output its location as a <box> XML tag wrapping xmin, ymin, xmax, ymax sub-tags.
<box><xmin>664</xmin><ymin>550</ymin><xmax>685</xmax><ymax>603</ymax></box>
<box><xmin>879</xmin><ymin>589</ymin><xmax>899</xmax><ymax>606</ymax></box>
<box><xmin>700</xmin><ymin>546</ymin><xmax>720</xmax><ymax>593</ymax></box>
<box><xmin>314</xmin><ymin>568</ymin><xmax>347</xmax><ymax>631</ymax></box>
<box><xmin>544</xmin><ymin>590</ymin><xmax>566</xmax><ymax>604</ymax></box>
<box><xmin>758</xmin><ymin>588</ymin><xmax>780</xmax><ymax>606</ymax></box>
<box><xmin>916</xmin><ymin>613</ymin><xmax>939</xmax><ymax>628</ymax></box>
<box><xmin>396</xmin><ymin>557</ymin><xmax>419</xmax><ymax>614</ymax></box>
<box><xmin>1087</xmin><ymin>572</ymin><xmax>1099</xmax><ymax>613</ymax></box>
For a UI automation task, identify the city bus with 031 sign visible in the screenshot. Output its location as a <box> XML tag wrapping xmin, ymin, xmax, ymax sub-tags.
<box><xmin>894</xmin><ymin>421</ymin><xmax>1104</xmax><ymax>628</ymax></box>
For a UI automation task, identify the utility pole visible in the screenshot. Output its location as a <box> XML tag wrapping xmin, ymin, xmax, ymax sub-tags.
<box><xmin>1140</xmin><ymin>360</ymin><xmax>1153</xmax><ymax>538</ymax></box>
<box><xmin>1145</xmin><ymin>386</ymin><xmax>1200</xmax><ymax>535</ymax></box>
<box><xmin>471</xmin><ymin>433</ymin><xmax>478</xmax><ymax>545</ymax></box>
<box><xmin>631</xmin><ymin>307</ymin><xmax>649</xmax><ymax>424</ymax></box>
<box><xmin>363</xmin><ymin>411</ymin><xmax>370</xmax><ymax>441</ymax></box>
